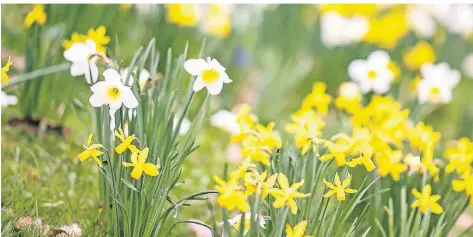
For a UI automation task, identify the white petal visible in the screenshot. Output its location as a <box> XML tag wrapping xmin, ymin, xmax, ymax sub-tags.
<box><xmin>193</xmin><ymin>78</ymin><xmax>206</xmax><ymax>92</ymax></box>
<box><xmin>206</xmin><ymin>81</ymin><xmax>224</xmax><ymax>95</ymax></box>
<box><xmin>368</xmin><ymin>50</ymin><xmax>390</xmax><ymax>67</ymax></box>
<box><xmin>121</xmin><ymin>87</ymin><xmax>139</xmax><ymax>109</ymax></box>
<box><xmin>85</xmin><ymin>39</ymin><xmax>97</xmax><ymax>54</ymax></box>
<box><xmin>348</xmin><ymin>60</ymin><xmax>367</xmax><ymax>81</ymax></box>
<box><xmin>220</xmin><ymin>72</ymin><xmax>232</xmax><ymax>83</ymax></box>
<box><xmin>89</xmin><ymin>93</ymin><xmax>106</xmax><ymax>107</ymax></box>
<box><xmin>64</xmin><ymin>43</ymin><xmax>89</xmax><ymax>63</ymax></box>
<box><xmin>184</xmin><ymin>59</ymin><xmax>207</xmax><ymax>76</ymax></box>
<box><xmin>90</xmin><ymin>81</ymin><xmax>108</xmax><ymax>94</ymax></box>
<box><xmin>103</xmin><ymin>68</ymin><xmax>123</xmax><ymax>83</ymax></box>
<box><xmin>89</xmin><ymin>61</ymin><xmax>99</xmax><ymax>84</ymax></box>
<box><xmin>210</xmin><ymin>58</ymin><xmax>226</xmax><ymax>72</ymax></box>
<box><xmin>70</xmin><ymin>62</ymin><xmax>87</xmax><ymax>77</ymax></box>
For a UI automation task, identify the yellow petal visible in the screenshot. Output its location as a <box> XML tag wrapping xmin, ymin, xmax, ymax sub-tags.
<box><xmin>288</xmin><ymin>199</ymin><xmax>298</xmax><ymax>215</ymax></box>
<box><xmin>131</xmin><ymin>152</ymin><xmax>138</xmax><ymax>164</ymax></box>
<box><xmin>342</xmin><ymin>175</ymin><xmax>351</xmax><ymax>188</ymax></box>
<box><xmin>323</xmin><ymin>190</ymin><xmax>336</xmax><ymax>198</ymax></box>
<box><xmin>92</xmin><ymin>156</ymin><xmax>103</xmax><ymax>168</ymax></box>
<box><xmin>78</xmin><ymin>150</ymin><xmax>91</xmax><ymax>162</ymax></box>
<box><xmin>336</xmin><ymin>189</ymin><xmax>346</xmax><ymax>201</ymax></box>
<box><xmin>131</xmin><ymin>166</ymin><xmax>144</xmax><ymax>180</ymax></box>
<box><xmin>115</xmin><ymin>142</ymin><xmax>128</xmax><ymax>154</ymax></box>
<box><xmin>143</xmin><ymin>163</ymin><xmax>159</xmax><ymax>176</ymax></box>
<box><xmin>334</xmin><ymin>173</ymin><xmax>342</xmax><ymax>187</ymax></box>
<box><xmin>431</xmin><ymin>203</ymin><xmax>443</xmax><ymax>214</ymax></box>
<box><xmin>277</xmin><ymin>173</ymin><xmax>289</xmax><ymax>190</ymax></box>
<box><xmin>87</xmin><ymin>134</ymin><xmax>94</xmax><ymax>145</ymax></box>
<box><xmin>138</xmin><ymin>147</ymin><xmax>149</xmax><ymax>164</ymax></box>
<box><xmin>323</xmin><ymin>179</ymin><xmax>336</xmax><ymax>189</ymax></box>
<box><xmin>345</xmin><ymin>188</ymin><xmax>357</xmax><ymax>193</ymax></box>
<box><xmin>122</xmin><ymin>161</ymin><xmax>134</xmax><ymax>167</ymax></box>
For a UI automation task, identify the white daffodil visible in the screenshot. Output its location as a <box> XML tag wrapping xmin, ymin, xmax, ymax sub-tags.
<box><xmin>462</xmin><ymin>53</ymin><xmax>473</xmax><ymax>79</ymax></box>
<box><xmin>120</xmin><ymin>68</ymin><xmax>151</xmax><ymax>91</ymax></box>
<box><xmin>417</xmin><ymin>62</ymin><xmax>461</xmax><ymax>104</ymax></box>
<box><xmin>184</xmin><ymin>57</ymin><xmax>232</xmax><ymax>95</ymax></box>
<box><xmin>89</xmin><ymin>68</ymin><xmax>139</xmax><ymax>129</ymax></box>
<box><xmin>442</xmin><ymin>5</ymin><xmax>473</xmax><ymax>38</ymax></box>
<box><xmin>227</xmin><ymin>212</ymin><xmax>266</xmax><ymax>236</ymax></box>
<box><xmin>339</xmin><ymin>82</ymin><xmax>361</xmax><ymax>100</ymax></box>
<box><xmin>1</xmin><ymin>90</ymin><xmax>18</xmax><ymax>107</ymax></box>
<box><xmin>407</xmin><ymin>5</ymin><xmax>437</xmax><ymax>38</ymax></box>
<box><xmin>64</xmin><ymin>39</ymin><xmax>99</xmax><ymax>84</ymax></box>
<box><xmin>210</xmin><ymin>109</ymin><xmax>240</xmax><ymax>134</ymax></box>
<box><xmin>321</xmin><ymin>11</ymin><xmax>369</xmax><ymax>48</ymax></box>
<box><xmin>348</xmin><ymin>50</ymin><xmax>394</xmax><ymax>94</ymax></box>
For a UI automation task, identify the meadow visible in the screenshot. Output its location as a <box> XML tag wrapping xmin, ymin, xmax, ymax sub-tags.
<box><xmin>1</xmin><ymin>4</ymin><xmax>473</xmax><ymax>237</ymax></box>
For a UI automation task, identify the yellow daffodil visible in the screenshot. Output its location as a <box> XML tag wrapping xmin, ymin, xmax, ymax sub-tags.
<box><xmin>362</xmin><ymin>8</ymin><xmax>409</xmax><ymax>49</ymax></box>
<box><xmin>77</xmin><ymin>134</ymin><xmax>104</xmax><ymax>167</ymax></box>
<box><xmin>241</xmin><ymin>135</ymin><xmax>271</xmax><ymax>166</ymax></box>
<box><xmin>114</xmin><ymin>127</ymin><xmax>140</xmax><ymax>154</ymax></box>
<box><xmin>285</xmin><ymin>109</ymin><xmax>325</xmax><ymax>154</ymax></box>
<box><xmin>301</xmin><ymin>82</ymin><xmax>332</xmax><ymax>115</ymax></box>
<box><xmin>271</xmin><ymin>173</ymin><xmax>310</xmax><ymax>214</ymax></box>
<box><xmin>232</xmin><ymin>104</ymin><xmax>258</xmax><ymax>143</ymax></box>
<box><xmin>452</xmin><ymin>172</ymin><xmax>473</xmax><ymax>206</ymax></box>
<box><xmin>214</xmin><ymin>175</ymin><xmax>249</xmax><ymax>212</ymax></box>
<box><xmin>255</xmin><ymin>122</ymin><xmax>282</xmax><ymax>150</ymax></box>
<box><xmin>122</xmin><ymin>147</ymin><xmax>159</xmax><ymax>180</ymax></box>
<box><xmin>323</xmin><ymin>173</ymin><xmax>357</xmax><ymax>201</ymax></box>
<box><xmin>86</xmin><ymin>26</ymin><xmax>110</xmax><ymax>53</ymax></box>
<box><xmin>229</xmin><ymin>158</ymin><xmax>257</xmax><ymax>180</ymax></box>
<box><xmin>411</xmin><ymin>184</ymin><xmax>443</xmax><ymax>215</ymax></box>
<box><xmin>335</xmin><ymin>82</ymin><xmax>362</xmax><ymax>114</ymax></box>
<box><xmin>62</xmin><ymin>32</ymin><xmax>87</xmax><ymax>50</ymax></box>
<box><xmin>346</xmin><ymin>142</ymin><xmax>376</xmax><ymax>172</ymax></box>
<box><xmin>445</xmin><ymin>138</ymin><xmax>473</xmax><ymax>175</ymax></box>
<box><xmin>421</xmin><ymin>140</ymin><xmax>440</xmax><ymax>182</ymax></box>
<box><xmin>408</xmin><ymin>122</ymin><xmax>441</xmax><ymax>151</ymax></box>
<box><xmin>165</xmin><ymin>4</ymin><xmax>200</xmax><ymax>27</ymax></box>
<box><xmin>24</xmin><ymin>4</ymin><xmax>46</xmax><ymax>28</ymax></box>
<box><xmin>403</xmin><ymin>41</ymin><xmax>436</xmax><ymax>70</ymax></box>
<box><xmin>244</xmin><ymin>171</ymin><xmax>278</xmax><ymax>200</ymax></box>
<box><xmin>318</xmin><ymin>4</ymin><xmax>379</xmax><ymax>18</ymax></box>
<box><xmin>2</xmin><ymin>56</ymin><xmax>13</xmax><ymax>84</ymax></box>
<box><xmin>285</xmin><ymin>220</ymin><xmax>313</xmax><ymax>237</ymax></box>
<box><xmin>375</xmin><ymin>149</ymin><xmax>407</xmax><ymax>181</ymax></box>
<box><xmin>202</xmin><ymin>5</ymin><xmax>232</xmax><ymax>39</ymax></box>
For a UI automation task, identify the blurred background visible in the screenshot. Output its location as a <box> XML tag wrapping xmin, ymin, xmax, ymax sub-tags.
<box><xmin>1</xmin><ymin>4</ymin><xmax>473</xmax><ymax>236</ymax></box>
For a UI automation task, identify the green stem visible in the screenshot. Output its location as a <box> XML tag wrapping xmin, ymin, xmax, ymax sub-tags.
<box><xmin>2</xmin><ymin>62</ymin><xmax>70</xmax><ymax>89</ymax></box>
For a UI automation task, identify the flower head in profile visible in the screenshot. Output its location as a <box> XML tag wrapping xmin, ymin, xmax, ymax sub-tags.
<box><xmin>285</xmin><ymin>220</ymin><xmax>313</xmax><ymax>237</ymax></box>
<box><xmin>1</xmin><ymin>56</ymin><xmax>13</xmax><ymax>84</ymax></box>
<box><xmin>184</xmin><ymin>57</ymin><xmax>232</xmax><ymax>95</ymax></box>
<box><xmin>165</xmin><ymin>4</ymin><xmax>201</xmax><ymax>27</ymax></box>
<box><xmin>24</xmin><ymin>4</ymin><xmax>46</xmax><ymax>28</ymax></box>
<box><xmin>122</xmin><ymin>147</ymin><xmax>159</xmax><ymax>180</ymax></box>
<box><xmin>411</xmin><ymin>184</ymin><xmax>443</xmax><ymax>215</ymax></box>
<box><xmin>77</xmin><ymin>134</ymin><xmax>104</xmax><ymax>167</ymax></box>
<box><xmin>89</xmin><ymin>68</ymin><xmax>139</xmax><ymax>114</ymax></box>
<box><xmin>348</xmin><ymin>50</ymin><xmax>394</xmax><ymax>94</ymax></box>
<box><xmin>114</xmin><ymin>127</ymin><xmax>139</xmax><ymax>154</ymax></box>
<box><xmin>228</xmin><ymin>212</ymin><xmax>266</xmax><ymax>236</ymax></box>
<box><xmin>323</xmin><ymin>173</ymin><xmax>357</xmax><ymax>201</ymax></box>
<box><xmin>452</xmin><ymin>172</ymin><xmax>473</xmax><ymax>206</ymax></box>
<box><xmin>271</xmin><ymin>173</ymin><xmax>310</xmax><ymax>215</ymax></box>
<box><xmin>64</xmin><ymin>40</ymin><xmax>99</xmax><ymax>84</ymax></box>
<box><xmin>417</xmin><ymin>62</ymin><xmax>460</xmax><ymax>104</ymax></box>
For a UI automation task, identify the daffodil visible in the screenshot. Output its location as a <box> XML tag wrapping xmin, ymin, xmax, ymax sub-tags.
<box><xmin>452</xmin><ymin>172</ymin><xmax>473</xmax><ymax>206</ymax></box>
<box><xmin>323</xmin><ymin>173</ymin><xmax>358</xmax><ymax>201</ymax></box>
<box><xmin>403</xmin><ymin>41</ymin><xmax>436</xmax><ymax>70</ymax></box>
<box><xmin>184</xmin><ymin>57</ymin><xmax>232</xmax><ymax>95</ymax></box>
<box><xmin>1</xmin><ymin>91</ymin><xmax>18</xmax><ymax>107</ymax></box>
<box><xmin>417</xmin><ymin>62</ymin><xmax>460</xmax><ymax>104</ymax></box>
<box><xmin>362</xmin><ymin>8</ymin><xmax>409</xmax><ymax>49</ymax></box>
<box><xmin>119</xmin><ymin>67</ymin><xmax>151</xmax><ymax>89</ymax></box>
<box><xmin>408</xmin><ymin>122</ymin><xmax>441</xmax><ymax>151</ymax></box>
<box><xmin>346</xmin><ymin>142</ymin><xmax>376</xmax><ymax>172</ymax></box>
<box><xmin>285</xmin><ymin>109</ymin><xmax>325</xmax><ymax>154</ymax></box>
<box><xmin>301</xmin><ymin>82</ymin><xmax>332</xmax><ymax>115</ymax></box>
<box><xmin>77</xmin><ymin>134</ymin><xmax>104</xmax><ymax>167</ymax></box>
<box><xmin>244</xmin><ymin>171</ymin><xmax>277</xmax><ymax>200</ymax></box>
<box><xmin>122</xmin><ymin>147</ymin><xmax>159</xmax><ymax>180</ymax></box>
<box><xmin>63</xmin><ymin>40</ymin><xmax>99</xmax><ymax>84</ymax></box>
<box><xmin>335</xmin><ymin>82</ymin><xmax>362</xmax><ymax>114</ymax></box>
<box><xmin>165</xmin><ymin>4</ymin><xmax>200</xmax><ymax>27</ymax></box>
<box><xmin>271</xmin><ymin>173</ymin><xmax>310</xmax><ymax>215</ymax></box>
<box><xmin>320</xmin><ymin>11</ymin><xmax>368</xmax><ymax>48</ymax></box>
<box><xmin>375</xmin><ymin>149</ymin><xmax>407</xmax><ymax>181</ymax></box>
<box><xmin>1</xmin><ymin>56</ymin><xmax>13</xmax><ymax>84</ymax></box>
<box><xmin>201</xmin><ymin>5</ymin><xmax>232</xmax><ymax>38</ymax></box>
<box><xmin>228</xmin><ymin>212</ymin><xmax>266</xmax><ymax>235</ymax></box>
<box><xmin>231</xmin><ymin>104</ymin><xmax>258</xmax><ymax>143</ymax></box>
<box><xmin>411</xmin><ymin>184</ymin><xmax>443</xmax><ymax>215</ymax></box>
<box><xmin>89</xmin><ymin>68</ymin><xmax>139</xmax><ymax>116</ymax></box>
<box><xmin>421</xmin><ymin>140</ymin><xmax>441</xmax><ymax>182</ymax></box>
<box><xmin>254</xmin><ymin>122</ymin><xmax>282</xmax><ymax>151</ymax></box>
<box><xmin>229</xmin><ymin>158</ymin><xmax>256</xmax><ymax>180</ymax></box>
<box><xmin>445</xmin><ymin>138</ymin><xmax>473</xmax><ymax>175</ymax></box>
<box><xmin>348</xmin><ymin>50</ymin><xmax>394</xmax><ymax>94</ymax></box>
<box><xmin>241</xmin><ymin>135</ymin><xmax>271</xmax><ymax>166</ymax></box>
<box><xmin>210</xmin><ymin>110</ymin><xmax>240</xmax><ymax>135</ymax></box>
<box><xmin>285</xmin><ymin>220</ymin><xmax>313</xmax><ymax>237</ymax></box>
<box><xmin>86</xmin><ymin>26</ymin><xmax>110</xmax><ymax>53</ymax></box>
<box><xmin>24</xmin><ymin>4</ymin><xmax>46</xmax><ymax>28</ymax></box>
<box><xmin>62</xmin><ymin>32</ymin><xmax>87</xmax><ymax>51</ymax></box>
<box><xmin>114</xmin><ymin>127</ymin><xmax>139</xmax><ymax>154</ymax></box>
<box><xmin>214</xmin><ymin>175</ymin><xmax>249</xmax><ymax>212</ymax></box>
